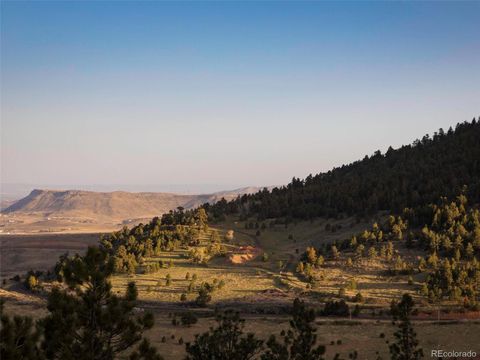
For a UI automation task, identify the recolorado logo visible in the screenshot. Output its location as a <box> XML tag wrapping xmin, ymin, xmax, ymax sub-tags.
<box><xmin>431</xmin><ymin>350</ymin><xmax>477</xmax><ymax>358</ymax></box>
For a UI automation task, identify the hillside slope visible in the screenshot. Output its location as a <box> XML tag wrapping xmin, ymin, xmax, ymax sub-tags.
<box><xmin>205</xmin><ymin>118</ymin><xmax>480</xmax><ymax>220</ymax></box>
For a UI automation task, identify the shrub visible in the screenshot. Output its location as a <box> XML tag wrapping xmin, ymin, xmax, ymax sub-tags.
<box><xmin>180</xmin><ymin>311</ymin><xmax>198</xmax><ymax>326</ymax></box>
<box><xmin>347</xmin><ymin>278</ymin><xmax>357</xmax><ymax>291</ymax></box>
<box><xmin>322</xmin><ymin>300</ymin><xmax>350</xmax><ymax>317</ymax></box>
<box><xmin>24</xmin><ymin>271</ymin><xmax>39</xmax><ymax>292</ymax></box>
<box><xmin>195</xmin><ymin>283</ymin><xmax>213</xmax><ymax>307</ymax></box>
<box><xmin>353</xmin><ymin>292</ymin><xmax>364</xmax><ymax>303</ymax></box>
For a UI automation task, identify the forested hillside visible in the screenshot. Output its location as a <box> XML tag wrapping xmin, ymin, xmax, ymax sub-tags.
<box><xmin>205</xmin><ymin>119</ymin><xmax>480</xmax><ymax>221</ymax></box>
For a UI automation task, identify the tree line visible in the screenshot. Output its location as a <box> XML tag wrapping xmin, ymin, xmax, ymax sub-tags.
<box><xmin>203</xmin><ymin>119</ymin><xmax>480</xmax><ymax>222</ymax></box>
<box><xmin>89</xmin><ymin>208</ymin><xmax>210</xmax><ymax>275</ymax></box>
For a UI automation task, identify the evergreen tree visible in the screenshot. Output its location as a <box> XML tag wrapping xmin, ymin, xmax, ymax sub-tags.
<box><xmin>41</xmin><ymin>247</ymin><xmax>161</xmax><ymax>360</ymax></box>
<box><xmin>129</xmin><ymin>339</ymin><xmax>163</xmax><ymax>360</ymax></box>
<box><xmin>315</xmin><ymin>256</ymin><xmax>325</xmax><ymax>268</ymax></box>
<box><xmin>306</xmin><ymin>247</ymin><xmax>318</xmax><ymax>264</ymax></box>
<box><xmin>388</xmin><ymin>294</ymin><xmax>423</xmax><ymax>360</ymax></box>
<box><xmin>185</xmin><ymin>310</ymin><xmax>262</xmax><ymax>360</ymax></box>
<box><xmin>195</xmin><ymin>283</ymin><xmax>213</xmax><ymax>307</ymax></box>
<box><xmin>262</xmin><ymin>298</ymin><xmax>326</xmax><ymax>360</ymax></box>
<box><xmin>331</xmin><ymin>246</ymin><xmax>340</xmax><ymax>260</ymax></box>
<box><xmin>0</xmin><ymin>300</ymin><xmax>43</xmax><ymax>360</ymax></box>
<box><xmin>196</xmin><ymin>208</ymin><xmax>209</xmax><ymax>231</ymax></box>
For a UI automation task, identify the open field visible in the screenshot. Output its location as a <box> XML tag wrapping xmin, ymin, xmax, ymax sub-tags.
<box><xmin>0</xmin><ymin>233</ymin><xmax>100</xmax><ymax>280</ymax></box>
<box><xmin>145</xmin><ymin>315</ymin><xmax>480</xmax><ymax>360</ymax></box>
<box><xmin>0</xmin><ymin>212</ymin><xmax>127</xmax><ymax>234</ymax></box>
<box><xmin>2</xmin><ymin>299</ymin><xmax>479</xmax><ymax>360</ymax></box>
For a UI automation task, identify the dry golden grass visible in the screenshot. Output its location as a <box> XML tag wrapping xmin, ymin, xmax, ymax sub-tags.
<box><xmin>3</xmin><ymin>299</ymin><xmax>479</xmax><ymax>360</ymax></box>
<box><xmin>0</xmin><ymin>217</ymin><xmax>464</xmax><ymax>308</ymax></box>
<box><xmin>145</xmin><ymin>313</ymin><xmax>480</xmax><ymax>360</ymax></box>
<box><xmin>0</xmin><ymin>233</ymin><xmax>99</xmax><ymax>279</ymax></box>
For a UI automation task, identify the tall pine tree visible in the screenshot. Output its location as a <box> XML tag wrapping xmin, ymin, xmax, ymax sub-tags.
<box><xmin>388</xmin><ymin>294</ymin><xmax>423</xmax><ymax>360</ymax></box>
<box><xmin>41</xmin><ymin>246</ymin><xmax>162</xmax><ymax>360</ymax></box>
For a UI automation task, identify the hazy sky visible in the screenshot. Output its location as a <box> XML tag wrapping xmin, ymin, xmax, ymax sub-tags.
<box><xmin>1</xmin><ymin>1</ymin><xmax>479</xmax><ymax>192</ymax></box>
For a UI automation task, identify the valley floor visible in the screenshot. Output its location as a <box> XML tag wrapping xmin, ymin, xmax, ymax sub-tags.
<box><xmin>2</xmin><ymin>299</ymin><xmax>479</xmax><ymax>360</ymax></box>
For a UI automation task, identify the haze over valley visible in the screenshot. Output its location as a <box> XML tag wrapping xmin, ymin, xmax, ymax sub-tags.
<box><xmin>0</xmin><ymin>186</ymin><xmax>268</xmax><ymax>233</ymax></box>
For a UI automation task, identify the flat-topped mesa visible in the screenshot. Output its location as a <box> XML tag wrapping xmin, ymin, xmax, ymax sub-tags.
<box><xmin>1</xmin><ymin>187</ymin><xmax>268</xmax><ymax>221</ymax></box>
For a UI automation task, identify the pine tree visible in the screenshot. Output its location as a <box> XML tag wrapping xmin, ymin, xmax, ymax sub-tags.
<box><xmin>315</xmin><ymin>255</ymin><xmax>325</xmax><ymax>268</ymax></box>
<box><xmin>41</xmin><ymin>247</ymin><xmax>161</xmax><ymax>360</ymax></box>
<box><xmin>465</xmin><ymin>243</ymin><xmax>474</xmax><ymax>259</ymax></box>
<box><xmin>0</xmin><ymin>299</ymin><xmax>43</xmax><ymax>360</ymax></box>
<box><xmin>185</xmin><ymin>310</ymin><xmax>262</xmax><ymax>360</ymax></box>
<box><xmin>129</xmin><ymin>339</ymin><xmax>163</xmax><ymax>360</ymax></box>
<box><xmin>296</xmin><ymin>262</ymin><xmax>305</xmax><ymax>274</ymax></box>
<box><xmin>195</xmin><ymin>283</ymin><xmax>212</xmax><ymax>307</ymax></box>
<box><xmin>306</xmin><ymin>247</ymin><xmax>318</xmax><ymax>265</ymax></box>
<box><xmin>388</xmin><ymin>294</ymin><xmax>423</xmax><ymax>360</ymax></box>
<box><xmin>196</xmin><ymin>208</ymin><xmax>209</xmax><ymax>231</ymax></box>
<box><xmin>25</xmin><ymin>273</ymin><xmax>39</xmax><ymax>292</ymax></box>
<box><xmin>331</xmin><ymin>245</ymin><xmax>340</xmax><ymax>260</ymax></box>
<box><xmin>261</xmin><ymin>298</ymin><xmax>326</xmax><ymax>360</ymax></box>
<box><xmin>350</xmin><ymin>236</ymin><xmax>358</xmax><ymax>248</ymax></box>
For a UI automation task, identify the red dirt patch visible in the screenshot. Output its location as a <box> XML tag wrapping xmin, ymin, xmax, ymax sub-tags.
<box><xmin>228</xmin><ymin>246</ymin><xmax>262</xmax><ymax>264</ymax></box>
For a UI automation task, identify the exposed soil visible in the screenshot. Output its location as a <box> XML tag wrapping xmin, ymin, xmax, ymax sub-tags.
<box><xmin>228</xmin><ymin>246</ymin><xmax>262</xmax><ymax>264</ymax></box>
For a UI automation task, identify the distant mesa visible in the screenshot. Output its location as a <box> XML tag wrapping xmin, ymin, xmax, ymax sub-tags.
<box><xmin>1</xmin><ymin>187</ymin><xmax>270</xmax><ymax>222</ymax></box>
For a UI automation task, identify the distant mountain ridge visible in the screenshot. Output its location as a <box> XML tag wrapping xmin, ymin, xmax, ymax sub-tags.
<box><xmin>2</xmin><ymin>187</ymin><xmax>268</xmax><ymax>221</ymax></box>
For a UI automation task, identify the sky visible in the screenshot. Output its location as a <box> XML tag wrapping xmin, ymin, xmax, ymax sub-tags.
<box><xmin>1</xmin><ymin>1</ymin><xmax>479</xmax><ymax>194</ymax></box>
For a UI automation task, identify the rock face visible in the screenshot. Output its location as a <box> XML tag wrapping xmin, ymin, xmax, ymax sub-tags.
<box><xmin>2</xmin><ymin>187</ymin><xmax>266</xmax><ymax>222</ymax></box>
